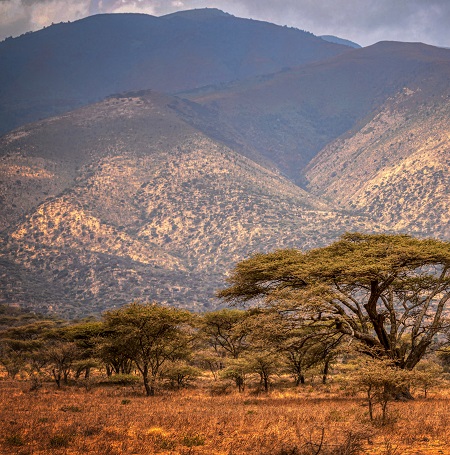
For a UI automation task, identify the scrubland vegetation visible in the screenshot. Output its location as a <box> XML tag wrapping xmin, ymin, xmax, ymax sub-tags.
<box><xmin>1</xmin><ymin>301</ymin><xmax>450</xmax><ymax>455</ymax></box>
<box><xmin>2</xmin><ymin>233</ymin><xmax>450</xmax><ymax>453</ymax></box>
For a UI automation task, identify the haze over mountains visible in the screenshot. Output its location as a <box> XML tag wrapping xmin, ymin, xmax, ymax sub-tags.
<box><xmin>1</xmin><ymin>9</ymin><xmax>449</xmax><ymax>317</ymax></box>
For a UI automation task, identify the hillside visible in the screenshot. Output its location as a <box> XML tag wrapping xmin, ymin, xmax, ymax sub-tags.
<box><xmin>305</xmin><ymin>88</ymin><xmax>450</xmax><ymax>237</ymax></box>
<box><xmin>0</xmin><ymin>9</ymin><xmax>349</xmax><ymax>135</ymax></box>
<box><xmin>182</xmin><ymin>42</ymin><xmax>450</xmax><ymax>185</ymax></box>
<box><xmin>0</xmin><ymin>91</ymin><xmax>376</xmax><ymax>317</ymax></box>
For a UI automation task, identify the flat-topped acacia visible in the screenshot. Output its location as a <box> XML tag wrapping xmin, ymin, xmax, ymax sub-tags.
<box><xmin>219</xmin><ymin>233</ymin><xmax>450</xmax><ymax>369</ymax></box>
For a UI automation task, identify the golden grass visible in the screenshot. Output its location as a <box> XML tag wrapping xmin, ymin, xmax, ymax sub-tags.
<box><xmin>1</xmin><ymin>380</ymin><xmax>449</xmax><ymax>454</ymax></box>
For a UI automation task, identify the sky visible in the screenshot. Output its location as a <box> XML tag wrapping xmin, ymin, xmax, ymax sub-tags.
<box><xmin>1</xmin><ymin>0</ymin><xmax>450</xmax><ymax>47</ymax></box>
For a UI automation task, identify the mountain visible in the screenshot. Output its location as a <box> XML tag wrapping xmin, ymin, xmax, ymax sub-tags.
<box><xmin>0</xmin><ymin>90</ymin><xmax>376</xmax><ymax>317</ymax></box>
<box><xmin>181</xmin><ymin>42</ymin><xmax>450</xmax><ymax>185</ymax></box>
<box><xmin>0</xmin><ymin>9</ymin><xmax>350</xmax><ymax>136</ymax></box>
<box><xmin>1</xmin><ymin>12</ymin><xmax>450</xmax><ymax>318</ymax></box>
<box><xmin>320</xmin><ymin>35</ymin><xmax>361</xmax><ymax>48</ymax></box>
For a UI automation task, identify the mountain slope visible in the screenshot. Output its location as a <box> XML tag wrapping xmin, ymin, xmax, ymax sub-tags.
<box><xmin>0</xmin><ymin>91</ymin><xmax>376</xmax><ymax>317</ymax></box>
<box><xmin>305</xmin><ymin>88</ymin><xmax>450</xmax><ymax>237</ymax></box>
<box><xmin>0</xmin><ymin>9</ymin><xmax>349</xmax><ymax>135</ymax></box>
<box><xmin>181</xmin><ymin>42</ymin><xmax>450</xmax><ymax>185</ymax></box>
<box><xmin>2</xmin><ymin>16</ymin><xmax>450</xmax><ymax>318</ymax></box>
<box><xmin>320</xmin><ymin>35</ymin><xmax>361</xmax><ymax>48</ymax></box>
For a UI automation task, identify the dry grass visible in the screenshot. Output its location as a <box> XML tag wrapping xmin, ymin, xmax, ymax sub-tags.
<box><xmin>0</xmin><ymin>379</ymin><xmax>449</xmax><ymax>454</ymax></box>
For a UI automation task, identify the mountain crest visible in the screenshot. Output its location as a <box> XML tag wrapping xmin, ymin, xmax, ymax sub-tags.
<box><xmin>162</xmin><ymin>8</ymin><xmax>232</xmax><ymax>20</ymax></box>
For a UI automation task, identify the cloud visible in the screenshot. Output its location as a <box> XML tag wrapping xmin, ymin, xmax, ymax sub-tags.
<box><xmin>0</xmin><ymin>0</ymin><xmax>89</xmax><ymax>39</ymax></box>
<box><xmin>204</xmin><ymin>0</ymin><xmax>450</xmax><ymax>47</ymax></box>
<box><xmin>30</xmin><ymin>0</ymin><xmax>89</xmax><ymax>28</ymax></box>
<box><xmin>1</xmin><ymin>0</ymin><xmax>449</xmax><ymax>47</ymax></box>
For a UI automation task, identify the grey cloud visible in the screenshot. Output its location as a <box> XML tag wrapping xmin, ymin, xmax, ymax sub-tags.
<box><xmin>1</xmin><ymin>0</ymin><xmax>449</xmax><ymax>47</ymax></box>
<box><xmin>207</xmin><ymin>0</ymin><xmax>450</xmax><ymax>46</ymax></box>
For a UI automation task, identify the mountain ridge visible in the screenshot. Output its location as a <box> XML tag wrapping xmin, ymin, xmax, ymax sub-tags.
<box><xmin>0</xmin><ymin>10</ymin><xmax>349</xmax><ymax>136</ymax></box>
<box><xmin>181</xmin><ymin>41</ymin><xmax>450</xmax><ymax>185</ymax></box>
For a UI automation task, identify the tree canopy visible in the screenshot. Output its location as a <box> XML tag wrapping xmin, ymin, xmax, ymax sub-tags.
<box><xmin>219</xmin><ymin>233</ymin><xmax>450</xmax><ymax>369</ymax></box>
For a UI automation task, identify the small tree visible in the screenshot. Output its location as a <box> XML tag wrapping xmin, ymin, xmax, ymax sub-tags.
<box><xmin>0</xmin><ymin>320</ymin><xmax>57</xmax><ymax>379</ymax></box>
<box><xmin>200</xmin><ymin>309</ymin><xmax>251</xmax><ymax>389</ymax></box>
<box><xmin>0</xmin><ymin>339</ymin><xmax>28</xmax><ymax>378</ymax></box>
<box><xmin>243</xmin><ymin>350</ymin><xmax>282</xmax><ymax>392</ymax></box>
<box><xmin>160</xmin><ymin>361</ymin><xmax>202</xmax><ymax>389</ymax></box>
<box><xmin>200</xmin><ymin>309</ymin><xmax>250</xmax><ymax>359</ymax></box>
<box><xmin>192</xmin><ymin>348</ymin><xmax>224</xmax><ymax>380</ymax></box>
<box><xmin>220</xmin><ymin>358</ymin><xmax>252</xmax><ymax>392</ymax></box>
<box><xmin>413</xmin><ymin>360</ymin><xmax>443</xmax><ymax>398</ymax></box>
<box><xmin>61</xmin><ymin>321</ymin><xmax>105</xmax><ymax>379</ymax></box>
<box><xmin>353</xmin><ymin>359</ymin><xmax>413</xmax><ymax>423</ymax></box>
<box><xmin>45</xmin><ymin>340</ymin><xmax>80</xmax><ymax>387</ymax></box>
<box><xmin>103</xmin><ymin>302</ymin><xmax>193</xmax><ymax>396</ymax></box>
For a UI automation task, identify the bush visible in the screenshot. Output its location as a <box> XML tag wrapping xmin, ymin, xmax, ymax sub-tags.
<box><xmin>182</xmin><ymin>433</ymin><xmax>205</xmax><ymax>447</ymax></box>
<box><xmin>353</xmin><ymin>359</ymin><xmax>414</xmax><ymax>422</ymax></box>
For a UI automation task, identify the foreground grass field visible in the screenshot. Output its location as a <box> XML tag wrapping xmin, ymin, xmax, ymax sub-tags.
<box><xmin>1</xmin><ymin>380</ymin><xmax>450</xmax><ymax>455</ymax></box>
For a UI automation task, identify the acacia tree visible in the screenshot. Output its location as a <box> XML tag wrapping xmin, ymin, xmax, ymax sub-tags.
<box><xmin>45</xmin><ymin>339</ymin><xmax>81</xmax><ymax>388</ymax></box>
<box><xmin>244</xmin><ymin>310</ymin><xmax>345</xmax><ymax>386</ymax></box>
<box><xmin>200</xmin><ymin>309</ymin><xmax>250</xmax><ymax>360</ymax></box>
<box><xmin>103</xmin><ymin>302</ymin><xmax>193</xmax><ymax>396</ymax></box>
<box><xmin>200</xmin><ymin>309</ymin><xmax>252</xmax><ymax>390</ymax></box>
<box><xmin>0</xmin><ymin>320</ymin><xmax>57</xmax><ymax>378</ymax></box>
<box><xmin>353</xmin><ymin>359</ymin><xmax>413</xmax><ymax>422</ymax></box>
<box><xmin>62</xmin><ymin>321</ymin><xmax>105</xmax><ymax>379</ymax></box>
<box><xmin>219</xmin><ymin>233</ymin><xmax>450</xmax><ymax>371</ymax></box>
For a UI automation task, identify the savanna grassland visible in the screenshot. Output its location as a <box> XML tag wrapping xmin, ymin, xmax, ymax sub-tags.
<box><xmin>1</xmin><ymin>378</ymin><xmax>450</xmax><ymax>455</ymax></box>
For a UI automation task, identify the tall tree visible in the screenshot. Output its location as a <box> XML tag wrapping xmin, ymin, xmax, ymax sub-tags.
<box><xmin>219</xmin><ymin>233</ymin><xmax>450</xmax><ymax>370</ymax></box>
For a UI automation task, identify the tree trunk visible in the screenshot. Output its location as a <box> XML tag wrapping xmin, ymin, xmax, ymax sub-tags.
<box><xmin>263</xmin><ymin>374</ymin><xmax>269</xmax><ymax>393</ymax></box>
<box><xmin>322</xmin><ymin>359</ymin><xmax>330</xmax><ymax>384</ymax></box>
<box><xmin>236</xmin><ymin>375</ymin><xmax>244</xmax><ymax>392</ymax></box>
<box><xmin>142</xmin><ymin>364</ymin><xmax>155</xmax><ymax>396</ymax></box>
<box><xmin>140</xmin><ymin>365</ymin><xmax>155</xmax><ymax>397</ymax></box>
<box><xmin>52</xmin><ymin>369</ymin><xmax>61</xmax><ymax>388</ymax></box>
<box><xmin>143</xmin><ymin>375</ymin><xmax>153</xmax><ymax>396</ymax></box>
<box><xmin>393</xmin><ymin>386</ymin><xmax>414</xmax><ymax>401</ymax></box>
<box><xmin>75</xmin><ymin>367</ymin><xmax>82</xmax><ymax>380</ymax></box>
<box><xmin>384</xmin><ymin>383</ymin><xmax>414</xmax><ymax>401</ymax></box>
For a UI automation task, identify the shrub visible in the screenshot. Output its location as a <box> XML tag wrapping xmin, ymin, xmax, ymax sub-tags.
<box><xmin>5</xmin><ymin>433</ymin><xmax>25</xmax><ymax>446</ymax></box>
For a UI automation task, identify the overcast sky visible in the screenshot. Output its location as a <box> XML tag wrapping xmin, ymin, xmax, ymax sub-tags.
<box><xmin>1</xmin><ymin>0</ymin><xmax>450</xmax><ymax>47</ymax></box>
